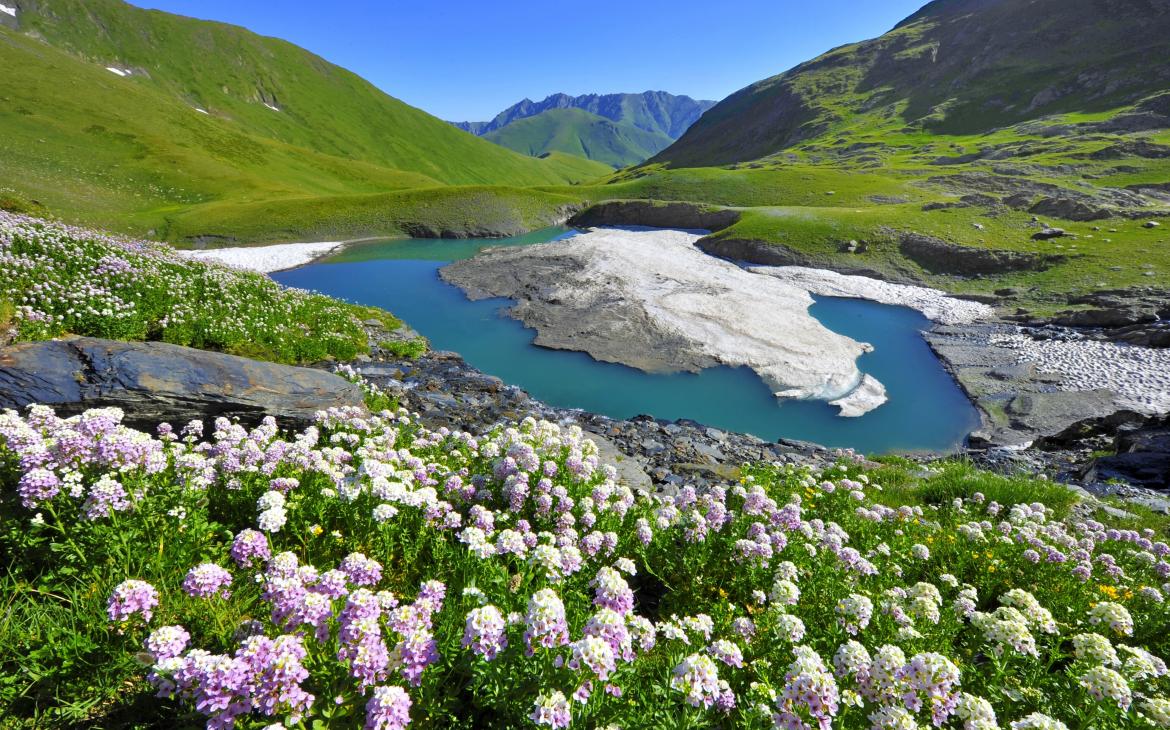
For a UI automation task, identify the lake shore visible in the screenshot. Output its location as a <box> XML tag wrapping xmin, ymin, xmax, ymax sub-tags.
<box><xmin>192</xmin><ymin>224</ymin><xmax>1170</xmax><ymax>451</ymax></box>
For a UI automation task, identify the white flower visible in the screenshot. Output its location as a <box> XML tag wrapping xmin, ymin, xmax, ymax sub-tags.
<box><xmin>257</xmin><ymin>506</ymin><xmax>287</xmax><ymax>533</ymax></box>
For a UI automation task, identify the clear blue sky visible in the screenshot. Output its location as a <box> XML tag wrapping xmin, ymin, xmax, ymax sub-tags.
<box><xmin>132</xmin><ymin>0</ymin><xmax>928</xmax><ymax>122</ymax></box>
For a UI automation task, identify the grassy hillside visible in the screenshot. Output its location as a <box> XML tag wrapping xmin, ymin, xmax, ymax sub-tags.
<box><xmin>161</xmin><ymin>185</ymin><xmax>590</xmax><ymax>243</ymax></box>
<box><xmin>655</xmin><ymin>0</ymin><xmax>1170</xmax><ymax>168</ymax></box>
<box><xmin>484</xmin><ymin>108</ymin><xmax>675</xmax><ymax>168</ymax></box>
<box><xmin>0</xmin><ymin>0</ymin><xmax>609</xmax><ymax>240</ymax></box>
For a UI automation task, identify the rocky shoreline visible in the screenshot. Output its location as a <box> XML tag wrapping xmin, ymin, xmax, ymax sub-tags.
<box><xmin>356</xmin><ymin>330</ymin><xmax>1170</xmax><ymax>510</ymax></box>
<box><xmin>352</xmin><ymin>334</ymin><xmax>861</xmax><ymax>497</ymax></box>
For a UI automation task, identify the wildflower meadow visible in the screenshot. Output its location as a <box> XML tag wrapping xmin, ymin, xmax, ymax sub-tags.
<box><xmin>2</xmin><ymin>369</ymin><xmax>1170</xmax><ymax>729</ymax></box>
<box><xmin>0</xmin><ymin>212</ymin><xmax>394</xmax><ymax>363</ymax></box>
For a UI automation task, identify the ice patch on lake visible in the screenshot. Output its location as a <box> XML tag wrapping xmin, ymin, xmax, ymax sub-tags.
<box><xmin>991</xmin><ymin>333</ymin><xmax>1170</xmax><ymax>414</ymax></box>
<box><xmin>752</xmin><ymin>266</ymin><xmax>995</xmax><ymax>325</ymax></box>
<box><xmin>0</xmin><ymin>4</ymin><xmax>17</xmax><ymax>17</ymax></box>
<box><xmin>181</xmin><ymin>241</ymin><xmax>343</xmax><ymax>274</ymax></box>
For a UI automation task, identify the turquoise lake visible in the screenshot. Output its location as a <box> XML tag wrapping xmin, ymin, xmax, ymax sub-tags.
<box><xmin>273</xmin><ymin>227</ymin><xmax>981</xmax><ymax>454</ymax></box>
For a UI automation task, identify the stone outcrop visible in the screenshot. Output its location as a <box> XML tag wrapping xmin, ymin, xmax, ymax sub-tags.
<box><xmin>568</xmin><ymin>201</ymin><xmax>740</xmax><ymax>232</ymax></box>
<box><xmin>923</xmin><ymin>324</ymin><xmax>1123</xmax><ymax>447</ymax></box>
<box><xmin>0</xmin><ymin>337</ymin><xmax>365</xmax><ymax>430</ymax></box>
<box><xmin>694</xmin><ymin>237</ymin><xmax>812</xmax><ymax>266</ymax></box>
<box><xmin>899</xmin><ymin>233</ymin><xmax>1068</xmax><ymax>276</ymax></box>
<box><xmin>1028</xmin><ymin>197</ymin><xmax>1113</xmax><ymax>222</ymax></box>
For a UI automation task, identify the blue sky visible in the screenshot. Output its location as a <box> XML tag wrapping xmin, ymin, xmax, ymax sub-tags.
<box><xmin>133</xmin><ymin>0</ymin><xmax>928</xmax><ymax>122</ymax></box>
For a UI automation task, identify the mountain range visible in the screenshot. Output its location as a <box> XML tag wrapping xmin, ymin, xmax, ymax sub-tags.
<box><xmin>453</xmin><ymin>92</ymin><xmax>715</xmax><ymax>167</ymax></box>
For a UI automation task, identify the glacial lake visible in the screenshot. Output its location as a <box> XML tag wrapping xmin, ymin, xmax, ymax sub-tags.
<box><xmin>273</xmin><ymin>227</ymin><xmax>981</xmax><ymax>454</ymax></box>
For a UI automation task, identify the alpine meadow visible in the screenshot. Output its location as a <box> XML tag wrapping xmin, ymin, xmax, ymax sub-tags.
<box><xmin>4</xmin><ymin>1</ymin><xmax>1170</xmax><ymax>729</ymax></box>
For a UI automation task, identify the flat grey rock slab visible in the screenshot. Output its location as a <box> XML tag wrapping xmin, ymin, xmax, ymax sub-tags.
<box><xmin>0</xmin><ymin>337</ymin><xmax>364</xmax><ymax>430</ymax></box>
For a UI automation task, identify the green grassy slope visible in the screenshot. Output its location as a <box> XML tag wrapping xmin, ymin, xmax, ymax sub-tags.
<box><xmin>162</xmin><ymin>186</ymin><xmax>589</xmax><ymax>243</ymax></box>
<box><xmin>0</xmin><ymin>0</ymin><xmax>610</xmax><ymax>239</ymax></box>
<box><xmin>655</xmin><ymin>0</ymin><xmax>1170</xmax><ymax>168</ymax></box>
<box><xmin>15</xmin><ymin>0</ymin><xmax>608</xmax><ymax>186</ymax></box>
<box><xmin>484</xmin><ymin>108</ymin><xmax>675</xmax><ymax>168</ymax></box>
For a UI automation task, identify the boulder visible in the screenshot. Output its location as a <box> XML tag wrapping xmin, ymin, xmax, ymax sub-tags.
<box><xmin>0</xmin><ymin>337</ymin><xmax>364</xmax><ymax>430</ymax></box>
<box><xmin>1082</xmin><ymin>416</ymin><xmax>1170</xmax><ymax>489</ymax></box>
<box><xmin>1031</xmin><ymin>227</ymin><xmax>1068</xmax><ymax>240</ymax></box>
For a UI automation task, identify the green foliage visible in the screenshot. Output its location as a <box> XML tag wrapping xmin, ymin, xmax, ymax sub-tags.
<box><xmin>381</xmin><ymin>338</ymin><xmax>428</xmax><ymax>360</ymax></box>
<box><xmin>0</xmin><ymin>213</ymin><xmax>386</xmax><ymax>364</ymax></box>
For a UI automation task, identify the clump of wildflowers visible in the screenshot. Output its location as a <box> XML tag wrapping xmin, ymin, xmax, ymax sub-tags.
<box><xmin>671</xmin><ymin>653</ymin><xmax>729</xmax><ymax>710</ymax></box>
<box><xmin>108</xmin><ymin>580</ymin><xmax>159</xmax><ymax>626</ymax></box>
<box><xmin>1088</xmin><ymin>601</ymin><xmax>1134</xmax><ymax>637</ymax></box>
<box><xmin>182</xmin><ymin>563</ymin><xmax>233</xmax><ymax>599</ymax></box>
<box><xmin>531</xmin><ymin>690</ymin><xmax>571</xmax><ymax>728</ymax></box>
<box><xmin>365</xmin><ymin>685</ymin><xmax>412</xmax><ymax>730</ymax></box>
<box><xmin>836</xmin><ymin>593</ymin><xmax>874</xmax><ymax>635</ymax></box>
<box><xmin>524</xmin><ymin>589</ymin><xmax>569</xmax><ymax>654</ymax></box>
<box><xmin>462</xmin><ymin>606</ymin><xmax>508</xmax><ymax>661</ymax></box>
<box><xmin>775</xmin><ymin>645</ymin><xmax>838</xmax><ymax>728</ymax></box>
<box><xmin>1079</xmin><ymin>665</ymin><xmax>1132</xmax><ymax>711</ymax></box>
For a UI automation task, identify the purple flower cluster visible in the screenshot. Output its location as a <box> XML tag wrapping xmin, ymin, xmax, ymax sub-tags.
<box><xmin>524</xmin><ymin>589</ymin><xmax>570</xmax><ymax>654</ymax></box>
<box><xmin>365</xmin><ymin>685</ymin><xmax>412</xmax><ymax>729</ymax></box>
<box><xmin>231</xmin><ymin>529</ymin><xmax>271</xmax><ymax>568</ymax></box>
<box><xmin>340</xmin><ymin>552</ymin><xmax>383</xmax><ymax>587</ymax></box>
<box><xmin>462</xmin><ymin>606</ymin><xmax>508</xmax><ymax>661</ymax></box>
<box><xmin>183</xmin><ymin>563</ymin><xmax>233</xmax><ymax>599</ymax></box>
<box><xmin>108</xmin><ymin>579</ymin><xmax>159</xmax><ymax>626</ymax></box>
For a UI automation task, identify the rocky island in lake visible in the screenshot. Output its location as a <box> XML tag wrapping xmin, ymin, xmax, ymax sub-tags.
<box><xmin>441</xmin><ymin>227</ymin><xmax>888</xmax><ymax>417</ymax></box>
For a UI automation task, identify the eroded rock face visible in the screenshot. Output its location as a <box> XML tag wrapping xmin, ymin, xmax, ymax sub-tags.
<box><xmin>0</xmin><ymin>337</ymin><xmax>364</xmax><ymax>430</ymax></box>
<box><xmin>568</xmin><ymin>201</ymin><xmax>740</xmax><ymax>232</ymax></box>
<box><xmin>1028</xmin><ymin>197</ymin><xmax>1113</xmax><ymax>221</ymax></box>
<box><xmin>899</xmin><ymin>233</ymin><xmax>1068</xmax><ymax>275</ymax></box>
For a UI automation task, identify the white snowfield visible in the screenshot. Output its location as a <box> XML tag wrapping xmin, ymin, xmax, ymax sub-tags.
<box><xmin>180</xmin><ymin>241</ymin><xmax>343</xmax><ymax>273</ymax></box>
<box><xmin>194</xmin><ymin>107</ymin><xmax>209</xmax><ymax>115</ymax></box>
<box><xmin>106</xmin><ymin>67</ymin><xmax>131</xmax><ymax>77</ymax></box>
<box><xmin>545</xmin><ymin>228</ymin><xmax>889</xmax><ymax>416</ymax></box>
<box><xmin>263</xmin><ymin>103</ymin><xmax>280</xmax><ymax>111</ymax></box>
<box><xmin>991</xmin><ymin>333</ymin><xmax>1170</xmax><ymax>414</ymax></box>
<box><xmin>752</xmin><ymin>265</ymin><xmax>995</xmax><ymax>325</ymax></box>
<box><xmin>0</xmin><ymin>4</ymin><xmax>17</xmax><ymax>17</ymax></box>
